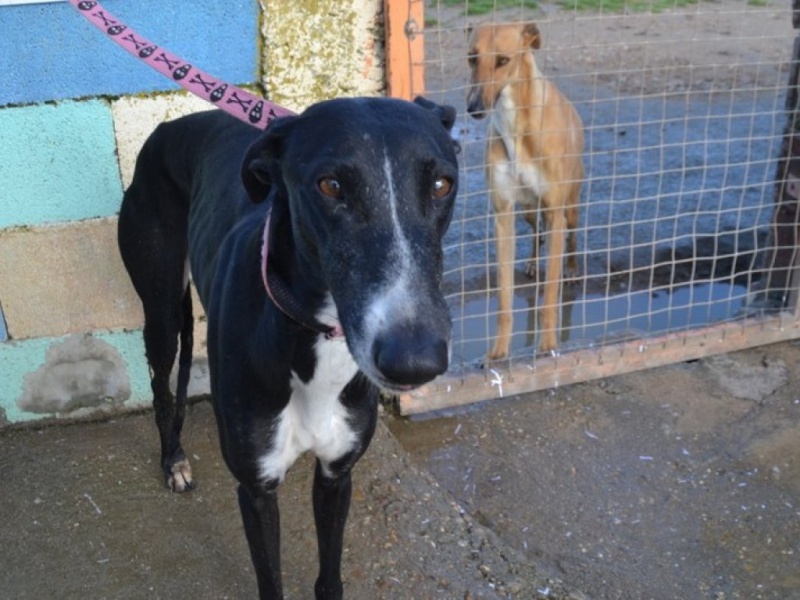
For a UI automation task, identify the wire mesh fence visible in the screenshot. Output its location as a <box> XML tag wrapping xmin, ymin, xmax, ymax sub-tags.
<box><xmin>394</xmin><ymin>0</ymin><xmax>800</xmax><ymax>414</ymax></box>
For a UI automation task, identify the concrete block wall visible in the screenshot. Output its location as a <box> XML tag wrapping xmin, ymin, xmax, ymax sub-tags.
<box><xmin>0</xmin><ymin>0</ymin><xmax>384</xmax><ymax>425</ymax></box>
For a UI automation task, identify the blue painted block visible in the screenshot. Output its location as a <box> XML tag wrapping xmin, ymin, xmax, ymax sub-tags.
<box><xmin>1</xmin><ymin>0</ymin><xmax>260</xmax><ymax>106</ymax></box>
<box><xmin>0</xmin><ymin>101</ymin><xmax>123</xmax><ymax>228</ymax></box>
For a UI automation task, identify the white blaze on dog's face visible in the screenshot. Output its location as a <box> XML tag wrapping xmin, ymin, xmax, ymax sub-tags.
<box><xmin>320</xmin><ymin>103</ymin><xmax>457</xmax><ymax>392</ymax></box>
<box><xmin>347</xmin><ymin>151</ymin><xmax>456</xmax><ymax>391</ymax></box>
<box><xmin>248</xmin><ymin>97</ymin><xmax>459</xmax><ymax>392</ymax></box>
<box><xmin>359</xmin><ymin>154</ymin><xmax>416</xmax><ymax>342</ymax></box>
<box><xmin>466</xmin><ymin>22</ymin><xmax>541</xmax><ymax>117</ymax></box>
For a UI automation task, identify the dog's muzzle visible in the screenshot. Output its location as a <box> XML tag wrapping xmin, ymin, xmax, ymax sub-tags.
<box><xmin>466</xmin><ymin>90</ymin><xmax>488</xmax><ymax>120</ymax></box>
<box><xmin>370</xmin><ymin>323</ymin><xmax>450</xmax><ymax>391</ymax></box>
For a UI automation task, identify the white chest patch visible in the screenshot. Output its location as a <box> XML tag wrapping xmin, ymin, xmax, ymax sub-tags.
<box><xmin>493</xmin><ymin>160</ymin><xmax>550</xmax><ymax>208</ymax></box>
<box><xmin>258</xmin><ymin>308</ymin><xmax>360</xmax><ymax>483</ymax></box>
<box><xmin>491</xmin><ymin>89</ymin><xmax>551</xmax><ymax>203</ymax></box>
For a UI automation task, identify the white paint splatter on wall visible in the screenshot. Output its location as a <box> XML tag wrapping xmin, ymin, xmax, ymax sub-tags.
<box><xmin>18</xmin><ymin>334</ymin><xmax>131</xmax><ymax>415</ymax></box>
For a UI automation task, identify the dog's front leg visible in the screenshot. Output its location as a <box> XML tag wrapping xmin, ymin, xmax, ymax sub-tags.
<box><xmin>522</xmin><ymin>208</ymin><xmax>542</xmax><ymax>278</ymax></box>
<box><xmin>238</xmin><ymin>483</ymin><xmax>283</xmax><ymax>599</ymax></box>
<box><xmin>489</xmin><ymin>200</ymin><xmax>517</xmax><ymax>360</ymax></box>
<box><xmin>539</xmin><ymin>202</ymin><xmax>567</xmax><ymax>352</ymax></box>
<box><xmin>312</xmin><ymin>460</ymin><xmax>352</xmax><ymax>600</ymax></box>
<box><xmin>565</xmin><ymin>193</ymin><xmax>581</xmax><ymax>280</ymax></box>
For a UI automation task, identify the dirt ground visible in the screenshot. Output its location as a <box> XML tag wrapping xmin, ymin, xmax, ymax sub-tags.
<box><xmin>2</xmin><ymin>2</ymin><xmax>799</xmax><ymax>599</ymax></box>
<box><xmin>2</xmin><ymin>340</ymin><xmax>799</xmax><ymax>599</ymax></box>
<box><xmin>0</xmin><ymin>399</ymin><xmax>573</xmax><ymax>600</ymax></box>
<box><xmin>424</xmin><ymin>0</ymin><xmax>792</xmax><ymax>98</ymax></box>
<box><xmin>390</xmin><ymin>340</ymin><xmax>800</xmax><ymax>600</ymax></box>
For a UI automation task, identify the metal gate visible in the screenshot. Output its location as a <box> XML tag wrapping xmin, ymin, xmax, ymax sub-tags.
<box><xmin>384</xmin><ymin>0</ymin><xmax>800</xmax><ymax>414</ymax></box>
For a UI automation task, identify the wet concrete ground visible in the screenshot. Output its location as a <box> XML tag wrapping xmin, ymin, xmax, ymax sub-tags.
<box><xmin>0</xmin><ymin>401</ymin><xmax>569</xmax><ymax>599</ymax></box>
<box><xmin>2</xmin><ymin>340</ymin><xmax>799</xmax><ymax>599</ymax></box>
<box><xmin>390</xmin><ymin>340</ymin><xmax>800</xmax><ymax>600</ymax></box>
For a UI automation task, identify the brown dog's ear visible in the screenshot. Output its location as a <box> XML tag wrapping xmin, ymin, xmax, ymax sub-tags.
<box><xmin>413</xmin><ymin>96</ymin><xmax>457</xmax><ymax>133</ymax></box>
<box><xmin>240</xmin><ymin>116</ymin><xmax>296</xmax><ymax>203</ymax></box>
<box><xmin>522</xmin><ymin>22</ymin><xmax>541</xmax><ymax>50</ymax></box>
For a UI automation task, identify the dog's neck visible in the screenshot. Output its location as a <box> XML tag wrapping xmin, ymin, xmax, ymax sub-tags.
<box><xmin>505</xmin><ymin>50</ymin><xmax>548</xmax><ymax>117</ymax></box>
<box><xmin>261</xmin><ymin>207</ymin><xmax>344</xmax><ymax>339</ymax></box>
<box><xmin>491</xmin><ymin>50</ymin><xmax>551</xmax><ymax>164</ymax></box>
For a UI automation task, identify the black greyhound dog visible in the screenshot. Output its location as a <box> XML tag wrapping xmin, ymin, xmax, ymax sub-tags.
<box><xmin>117</xmin><ymin>96</ymin><xmax>459</xmax><ymax>599</ymax></box>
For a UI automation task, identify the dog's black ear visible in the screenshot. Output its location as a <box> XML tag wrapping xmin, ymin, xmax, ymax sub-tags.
<box><xmin>413</xmin><ymin>96</ymin><xmax>457</xmax><ymax>133</ymax></box>
<box><xmin>241</xmin><ymin>116</ymin><xmax>296</xmax><ymax>203</ymax></box>
<box><xmin>522</xmin><ymin>22</ymin><xmax>541</xmax><ymax>50</ymax></box>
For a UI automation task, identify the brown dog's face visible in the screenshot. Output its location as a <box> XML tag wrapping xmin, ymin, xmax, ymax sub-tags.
<box><xmin>466</xmin><ymin>22</ymin><xmax>541</xmax><ymax>119</ymax></box>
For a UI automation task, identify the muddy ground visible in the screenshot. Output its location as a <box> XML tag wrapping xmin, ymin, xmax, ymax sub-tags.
<box><xmin>2</xmin><ymin>1</ymin><xmax>799</xmax><ymax>599</ymax></box>
<box><xmin>390</xmin><ymin>340</ymin><xmax>800</xmax><ymax>600</ymax></box>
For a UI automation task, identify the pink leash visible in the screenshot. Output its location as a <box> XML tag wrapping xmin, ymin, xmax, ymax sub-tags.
<box><xmin>66</xmin><ymin>0</ymin><xmax>294</xmax><ymax>129</ymax></box>
<box><xmin>68</xmin><ymin>0</ymin><xmax>344</xmax><ymax>338</ymax></box>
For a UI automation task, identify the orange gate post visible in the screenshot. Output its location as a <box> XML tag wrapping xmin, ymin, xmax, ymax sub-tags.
<box><xmin>384</xmin><ymin>0</ymin><xmax>425</xmax><ymax>100</ymax></box>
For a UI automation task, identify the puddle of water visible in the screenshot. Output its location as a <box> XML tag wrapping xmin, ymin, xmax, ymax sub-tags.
<box><xmin>448</xmin><ymin>281</ymin><xmax>748</xmax><ymax>364</ymax></box>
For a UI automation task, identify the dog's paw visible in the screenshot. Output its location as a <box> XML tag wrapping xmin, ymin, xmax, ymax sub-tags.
<box><xmin>538</xmin><ymin>336</ymin><xmax>558</xmax><ymax>354</ymax></box>
<box><xmin>167</xmin><ymin>458</ymin><xmax>195</xmax><ymax>493</ymax></box>
<box><xmin>486</xmin><ymin>343</ymin><xmax>510</xmax><ymax>362</ymax></box>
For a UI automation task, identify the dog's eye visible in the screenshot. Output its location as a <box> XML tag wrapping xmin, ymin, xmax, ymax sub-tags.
<box><xmin>467</xmin><ymin>54</ymin><xmax>477</xmax><ymax>67</ymax></box>
<box><xmin>496</xmin><ymin>56</ymin><xmax>510</xmax><ymax>68</ymax></box>
<box><xmin>318</xmin><ymin>177</ymin><xmax>342</xmax><ymax>199</ymax></box>
<box><xmin>432</xmin><ymin>177</ymin><xmax>453</xmax><ymax>200</ymax></box>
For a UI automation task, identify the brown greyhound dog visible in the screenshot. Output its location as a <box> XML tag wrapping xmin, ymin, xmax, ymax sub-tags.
<box><xmin>467</xmin><ymin>22</ymin><xmax>584</xmax><ymax>358</ymax></box>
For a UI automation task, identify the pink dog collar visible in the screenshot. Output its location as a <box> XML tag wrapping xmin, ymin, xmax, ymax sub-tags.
<box><xmin>261</xmin><ymin>209</ymin><xmax>345</xmax><ymax>339</ymax></box>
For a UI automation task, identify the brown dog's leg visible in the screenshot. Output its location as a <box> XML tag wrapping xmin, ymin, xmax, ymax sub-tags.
<box><xmin>489</xmin><ymin>200</ymin><xmax>516</xmax><ymax>360</ymax></box>
<box><xmin>565</xmin><ymin>189</ymin><xmax>580</xmax><ymax>279</ymax></box>
<box><xmin>539</xmin><ymin>200</ymin><xmax>567</xmax><ymax>352</ymax></box>
<box><xmin>523</xmin><ymin>208</ymin><xmax>541</xmax><ymax>278</ymax></box>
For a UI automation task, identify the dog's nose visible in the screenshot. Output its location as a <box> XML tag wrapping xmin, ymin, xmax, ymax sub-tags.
<box><xmin>372</xmin><ymin>324</ymin><xmax>449</xmax><ymax>388</ymax></box>
<box><xmin>466</xmin><ymin>92</ymin><xmax>487</xmax><ymax>120</ymax></box>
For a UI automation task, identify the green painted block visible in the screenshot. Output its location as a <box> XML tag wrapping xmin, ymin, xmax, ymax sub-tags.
<box><xmin>0</xmin><ymin>330</ymin><xmax>151</xmax><ymax>424</ymax></box>
<box><xmin>0</xmin><ymin>101</ymin><xmax>124</xmax><ymax>228</ymax></box>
